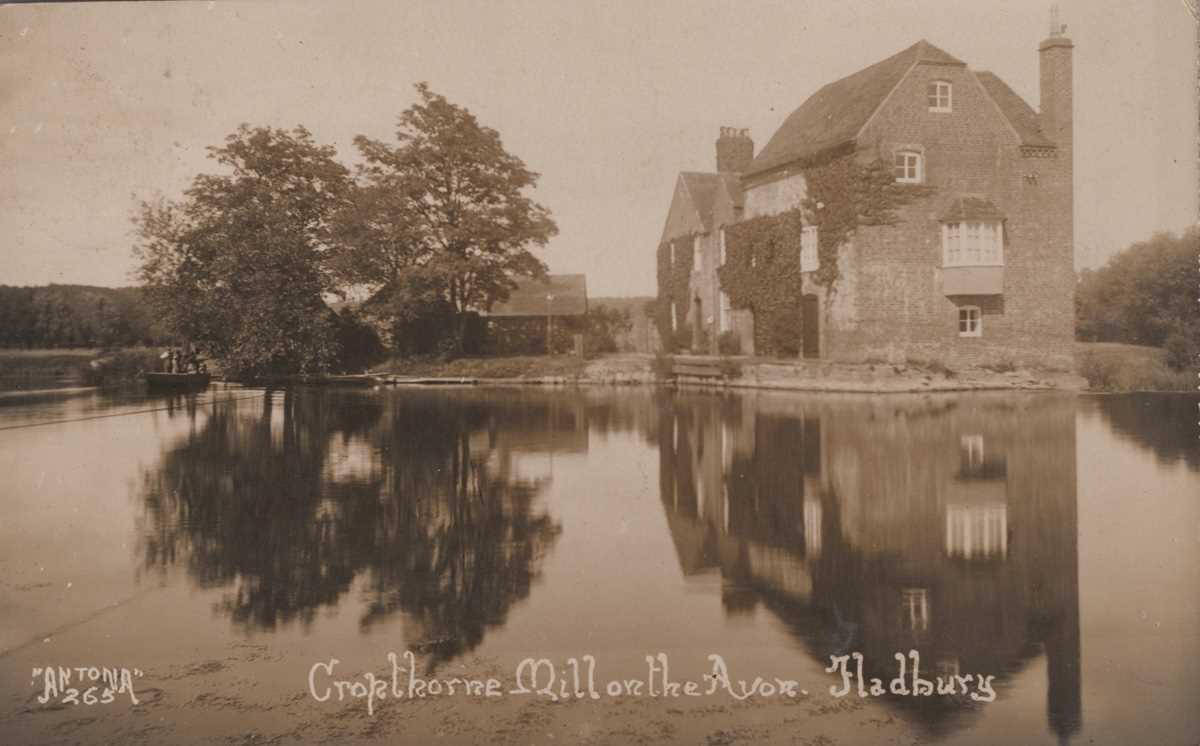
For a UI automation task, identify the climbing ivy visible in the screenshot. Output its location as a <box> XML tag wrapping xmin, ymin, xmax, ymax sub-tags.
<box><xmin>654</xmin><ymin>235</ymin><xmax>696</xmax><ymax>351</ymax></box>
<box><xmin>717</xmin><ymin>210</ymin><xmax>805</xmax><ymax>356</ymax></box>
<box><xmin>802</xmin><ymin>154</ymin><xmax>935</xmax><ymax>287</ymax></box>
<box><xmin>718</xmin><ymin>154</ymin><xmax>935</xmax><ymax>355</ymax></box>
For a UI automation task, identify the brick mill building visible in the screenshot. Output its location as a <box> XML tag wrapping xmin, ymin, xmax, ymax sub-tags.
<box><xmin>658</xmin><ymin>29</ymin><xmax>1075</xmax><ymax>368</ymax></box>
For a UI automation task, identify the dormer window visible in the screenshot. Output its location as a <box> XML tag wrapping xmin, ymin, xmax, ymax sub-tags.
<box><xmin>927</xmin><ymin>81</ymin><xmax>952</xmax><ymax>112</ymax></box>
<box><xmin>894</xmin><ymin>150</ymin><xmax>923</xmax><ymax>183</ymax></box>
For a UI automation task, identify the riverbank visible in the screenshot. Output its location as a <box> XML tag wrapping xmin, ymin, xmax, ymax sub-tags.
<box><xmin>0</xmin><ymin>348</ymin><xmax>160</xmax><ymax>391</ymax></box>
<box><xmin>1075</xmin><ymin>341</ymin><xmax>1195</xmax><ymax>392</ymax></box>
<box><xmin>371</xmin><ymin>353</ymin><xmax>1088</xmax><ymax>392</ymax></box>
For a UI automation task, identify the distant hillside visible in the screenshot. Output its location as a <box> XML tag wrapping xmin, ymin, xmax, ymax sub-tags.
<box><xmin>0</xmin><ymin>284</ymin><xmax>169</xmax><ymax>348</ymax></box>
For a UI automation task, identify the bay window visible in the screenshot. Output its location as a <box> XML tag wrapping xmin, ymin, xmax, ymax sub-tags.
<box><xmin>942</xmin><ymin>220</ymin><xmax>1003</xmax><ymax>267</ymax></box>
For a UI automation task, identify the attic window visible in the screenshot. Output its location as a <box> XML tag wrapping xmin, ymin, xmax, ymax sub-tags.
<box><xmin>927</xmin><ymin>81</ymin><xmax>952</xmax><ymax>112</ymax></box>
<box><xmin>894</xmin><ymin>151</ymin><xmax>923</xmax><ymax>184</ymax></box>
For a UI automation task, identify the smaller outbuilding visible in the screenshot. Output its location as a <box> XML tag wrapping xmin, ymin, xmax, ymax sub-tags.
<box><xmin>482</xmin><ymin>274</ymin><xmax>589</xmax><ymax>354</ymax></box>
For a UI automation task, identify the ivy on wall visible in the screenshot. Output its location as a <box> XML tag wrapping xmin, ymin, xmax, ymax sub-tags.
<box><xmin>654</xmin><ymin>235</ymin><xmax>696</xmax><ymax>351</ymax></box>
<box><xmin>718</xmin><ymin>154</ymin><xmax>936</xmax><ymax>356</ymax></box>
<box><xmin>717</xmin><ymin>210</ymin><xmax>805</xmax><ymax>356</ymax></box>
<box><xmin>801</xmin><ymin>155</ymin><xmax>935</xmax><ymax>287</ymax></box>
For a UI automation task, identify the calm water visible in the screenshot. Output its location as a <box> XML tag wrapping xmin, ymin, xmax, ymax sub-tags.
<box><xmin>0</xmin><ymin>386</ymin><xmax>1196</xmax><ymax>744</ymax></box>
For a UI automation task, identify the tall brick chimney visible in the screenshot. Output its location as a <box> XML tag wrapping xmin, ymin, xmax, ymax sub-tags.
<box><xmin>1038</xmin><ymin>7</ymin><xmax>1073</xmax><ymax>170</ymax></box>
<box><xmin>715</xmin><ymin>127</ymin><xmax>754</xmax><ymax>173</ymax></box>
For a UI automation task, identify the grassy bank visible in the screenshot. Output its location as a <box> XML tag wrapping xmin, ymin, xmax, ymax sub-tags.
<box><xmin>0</xmin><ymin>348</ymin><xmax>160</xmax><ymax>390</ymax></box>
<box><xmin>1075</xmin><ymin>342</ymin><xmax>1195</xmax><ymax>392</ymax></box>
<box><xmin>373</xmin><ymin>354</ymin><xmax>592</xmax><ymax>380</ymax></box>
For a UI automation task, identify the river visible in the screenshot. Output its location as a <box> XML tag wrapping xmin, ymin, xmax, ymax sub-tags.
<box><xmin>0</xmin><ymin>386</ymin><xmax>1196</xmax><ymax>744</ymax></box>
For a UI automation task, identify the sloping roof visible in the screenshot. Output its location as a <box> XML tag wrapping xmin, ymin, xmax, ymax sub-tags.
<box><xmin>940</xmin><ymin>194</ymin><xmax>1007</xmax><ymax>223</ymax></box>
<box><xmin>675</xmin><ymin>172</ymin><xmax>744</xmax><ymax>235</ymax></box>
<box><xmin>485</xmin><ymin>274</ymin><xmax>588</xmax><ymax>317</ymax></box>
<box><xmin>719</xmin><ymin>172</ymin><xmax>744</xmax><ymax>210</ymax></box>
<box><xmin>680</xmin><ymin>172</ymin><xmax>723</xmax><ymax>233</ymax></box>
<box><xmin>747</xmin><ymin>40</ymin><xmax>964</xmax><ymax>177</ymax></box>
<box><xmin>974</xmin><ymin>71</ymin><xmax>1055</xmax><ymax>148</ymax></box>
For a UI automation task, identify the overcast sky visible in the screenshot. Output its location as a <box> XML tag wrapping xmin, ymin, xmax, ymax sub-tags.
<box><xmin>1</xmin><ymin>0</ymin><xmax>1195</xmax><ymax>296</ymax></box>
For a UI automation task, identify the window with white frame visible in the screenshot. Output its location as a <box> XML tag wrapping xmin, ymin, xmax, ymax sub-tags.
<box><xmin>958</xmin><ymin>306</ymin><xmax>982</xmax><ymax>337</ymax></box>
<box><xmin>942</xmin><ymin>221</ymin><xmax>1003</xmax><ymax>266</ymax></box>
<box><xmin>960</xmin><ymin>434</ymin><xmax>984</xmax><ymax>470</ymax></box>
<box><xmin>670</xmin><ymin>302</ymin><xmax>678</xmax><ymax>331</ymax></box>
<box><xmin>669</xmin><ymin>242</ymin><xmax>676</xmax><ymax>266</ymax></box>
<box><xmin>927</xmin><ymin>81</ymin><xmax>952</xmax><ymax>112</ymax></box>
<box><xmin>901</xmin><ymin>588</ymin><xmax>930</xmax><ymax>632</ymax></box>
<box><xmin>719</xmin><ymin>228</ymin><xmax>727</xmax><ymax>266</ymax></box>
<box><xmin>800</xmin><ymin>226</ymin><xmax>820</xmax><ymax>272</ymax></box>
<box><xmin>945</xmin><ymin>504</ymin><xmax>1008</xmax><ymax>559</ymax></box>
<box><xmin>718</xmin><ymin>290</ymin><xmax>731</xmax><ymax>332</ymax></box>
<box><xmin>693</xmin><ymin>236</ymin><xmax>702</xmax><ymax>272</ymax></box>
<box><xmin>894</xmin><ymin>150</ymin><xmax>923</xmax><ymax>183</ymax></box>
<box><xmin>804</xmin><ymin>497</ymin><xmax>822</xmax><ymax>559</ymax></box>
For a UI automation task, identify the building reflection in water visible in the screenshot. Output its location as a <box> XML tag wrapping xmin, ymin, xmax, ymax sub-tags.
<box><xmin>136</xmin><ymin>389</ymin><xmax>572</xmax><ymax>671</ymax></box>
<box><xmin>657</xmin><ymin>391</ymin><xmax>1081</xmax><ymax>742</ymax></box>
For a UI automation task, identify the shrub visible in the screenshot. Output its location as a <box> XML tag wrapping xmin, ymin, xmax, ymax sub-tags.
<box><xmin>1076</xmin><ymin>345</ymin><xmax>1195</xmax><ymax>391</ymax></box>
<box><xmin>717</xmin><ymin>330</ymin><xmax>742</xmax><ymax>356</ymax></box>
<box><xmin>719</xmin><ymin>356</ymin><xmax>743</xmax><ymax>380</ymax></box>
<box><xmin>1163</xmin><ymin>333</ymin><xmax>1196</xmax><ymax>372</ymax></box>
<box><xmin>584</xmin><ymin>304</ymin><xmax>632</xmax><ymax>355</ymax></box>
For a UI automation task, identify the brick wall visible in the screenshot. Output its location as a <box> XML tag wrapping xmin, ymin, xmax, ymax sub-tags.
<box><xmin>742</xmin><ymin>52</ymin><xmax>1074</xmax><ymax>369</ymax></box>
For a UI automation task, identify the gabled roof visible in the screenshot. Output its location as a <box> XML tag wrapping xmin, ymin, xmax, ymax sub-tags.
<box><xmin>745</xmin><ymin>40</ymin><xmax>1053</xmax><ymax>178</ymax></box>
<box><xmin>485</xmin><ymin>274</ymin><xmax>588</xmax><ymax>317</ymax></box>
<box><xmin>939</xmin><ymin>194</ymin><xmax>1007</xmax><ymax>223</ymax></box>
<box><xmin>748</xmin><ymin>41</ymin><xmax>964</xmax><ymax>177</ymax></box>
<box><xmin>681</xmin><ymin>172</ymin><xmax>743</xmax><ymax>230</ymax></box>
<box><xmin>680</xmin><ymin>172</ymin><xmax>723</xmax><ymax>233</ymax></box>
<box><xmin>665</xmin><ymin>171</ymin><xmax>744</xmax><ymax>239</ymax></box>
<box><xmin>974</xmin><ymin>71</ymin><xmax>1055</xmax><ymax>148</ymax></box>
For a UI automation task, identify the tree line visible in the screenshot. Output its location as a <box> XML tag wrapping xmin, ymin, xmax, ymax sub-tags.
<box><xmin>132</xmin><ymin>83</ymin><xmax>557</xmax><ymax>378</ymax></box>
<box><xmin>1076</xmin><ymin>226</ymin><xmax>1198</xmax><ymax>370</ymax></box>
<box><xmin>0</xmin><ymin>284</ymin><xmax>168</xmax><ymax>349</ymax></box>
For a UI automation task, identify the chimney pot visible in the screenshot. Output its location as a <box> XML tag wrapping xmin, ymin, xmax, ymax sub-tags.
<box><xmin>715</xmin><ymin>126</ymin><xmax>754</xmax><ymax>173</ymax></box>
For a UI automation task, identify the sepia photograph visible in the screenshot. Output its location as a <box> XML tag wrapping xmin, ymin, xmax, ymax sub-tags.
<box><xmin>0</xmin><ymin>1</ymin><xmax>1197</xmax><ymax>744</ymax></box>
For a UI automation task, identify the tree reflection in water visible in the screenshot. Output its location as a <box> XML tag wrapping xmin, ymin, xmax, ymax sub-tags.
<box><xmin>137</xmin><ymin>389</ymin><xmax>561</xmax><ymax>670</ymax></box>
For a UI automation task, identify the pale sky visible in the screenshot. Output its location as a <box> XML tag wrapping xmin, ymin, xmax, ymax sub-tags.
<box><xmin>0</xmin><ymin>0</ymin><xmax>1195</xmax><ymax>296</ymax></box>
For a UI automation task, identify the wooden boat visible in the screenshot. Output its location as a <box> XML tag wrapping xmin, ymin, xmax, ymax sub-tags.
<box><xmin>144</xmin><ymin>371</ymin><xmax>211</xmax><ymax>390</ymax></box>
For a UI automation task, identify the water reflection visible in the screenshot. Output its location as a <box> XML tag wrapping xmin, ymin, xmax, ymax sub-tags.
<box><xmin>657</xmin><ymin>392</ymin><xmax>1081</xmax><ymax>741</ymax></box>
<box><xmin>123</xmin><ymin>386</ymin><xmax>1198</xmax><ymax>742</ymax></box>
<box><xmin>137</xmin><ymin>389</ymin><xmax>564</xmax><ymax>669</ymax></box>
<box><xmin>1088</xmin><ymin>393</ymin><xmax>1199</xmax><ymax>471</ymax></box>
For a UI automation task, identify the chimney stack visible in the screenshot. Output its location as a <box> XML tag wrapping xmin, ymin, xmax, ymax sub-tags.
<box><xmin>716</xmin><ymin>127</ymin><xmax>754</xmax><ymax>173</ymax></box>
<box><xmin>1038</xmin><ymin>6</ymin><xmax>1073</xmax><ymax>170</ymax></box>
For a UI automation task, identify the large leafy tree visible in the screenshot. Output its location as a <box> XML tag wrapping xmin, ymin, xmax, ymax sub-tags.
<box><xmin>343</xmin><ymin>83</ymin><xmax>557</xmax><ymax>352</ymax></box>
<box><xmin>134</xmin><ymin>125</ymin><xmax>351</xmax><ymax>377</ymax></box>
<box><xmin>1076</xmin><ymin>227</ymin><xmax>1198</xmax><ymax>366</ymax></box>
